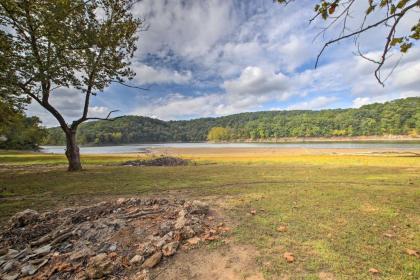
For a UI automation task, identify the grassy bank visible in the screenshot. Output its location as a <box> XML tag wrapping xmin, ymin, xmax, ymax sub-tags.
<box><xmin>0</xmin><ymin>151</ymin><xmax>419</xmax><ymax>279</ymax></box>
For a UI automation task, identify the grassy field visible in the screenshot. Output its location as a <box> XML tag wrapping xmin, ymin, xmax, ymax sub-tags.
<box><xmin>0</xmin><ymin>150</ymin><xmax>419</xmax><ymax>279</ymax></box>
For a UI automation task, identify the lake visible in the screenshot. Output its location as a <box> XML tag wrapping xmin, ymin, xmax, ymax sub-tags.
<box><xmin>41</xmin><ymin>142</ymin><xmax>420</xmax><ymax>154</ymax></box>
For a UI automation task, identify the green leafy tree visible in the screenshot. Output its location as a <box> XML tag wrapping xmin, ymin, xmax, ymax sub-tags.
<box><xmin>207</xmin><ymin>127</ymin><xmax>231</xmax><ymax>142</ymax></box>
<box><xmin>0</xmin><ymin>100</ymin><xmax>46</xmax><ymax>150</ymax></box>
<box><xmin>0</xmin><ymin>0</ymin><xmax>141</xmax><ymax>171</ymax></box>
<box><xmin>276</xmin><ymin>0</ymin><xmax>420</xmax><ymax>85</ymax></box>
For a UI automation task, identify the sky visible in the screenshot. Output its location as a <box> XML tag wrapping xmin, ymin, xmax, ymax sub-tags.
<box><xmin>27</xmin><ymin>0</ymin><xmax>420</xmax><ymax>127</ymax></box>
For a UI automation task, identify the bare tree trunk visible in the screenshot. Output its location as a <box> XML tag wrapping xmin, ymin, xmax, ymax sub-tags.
<box><xmin>65</xmin><ymin>129</ymin><xmax>82</xmax><ymax>171</ymax></box>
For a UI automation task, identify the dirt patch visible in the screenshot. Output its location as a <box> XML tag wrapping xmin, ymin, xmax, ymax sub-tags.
<box><xmin>153</xmin><ymin>243</ymin><xmax>264</xmax><ymax>280</ymax></box>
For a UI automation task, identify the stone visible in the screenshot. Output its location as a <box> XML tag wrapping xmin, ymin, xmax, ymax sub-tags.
<box><xmin>21</xmin><ymin>264</ymin><xmax>38</xmax><ymax>276</ymax></box>
<box><xmin>186</xmin><ymin>237</ymin><xmax>201</xmax><ymax>245</ymax></box>
<box><xmin>142</xmin><ymin>252</ymin><xmax>162</xmax><ymax>269</ymax></box>
<box><xmin>175</xmin><ymin>215</ymin><xmax>187</xmax><ymax>230</ymax></box>
<box><xmin>188</xmin><ymin>200</ymin><xmax>209</xmax><ymax>215</ymax></box>
<box><xmin>159</xmin><ymin>221</ymin><xmax>172</xmax><ymax>236</ymax></box>
<box><xmin>86</xmin><ymin>253</ymin><xmax>114</xmax><ymax>279</ymax></box>
<box><xmin>69</xmin><ymin>248</ymin><xmax>95</xmax><ymax>262</ymax></box>
<box><xmin>191</xmin><ymin>224</ymin><xmax>204</xmax><ymax>235</ymax></box>
<box><xmin>181</xmin><ymin>226</ymin><xmax>195</xmax><ymax>239</ymax></box>
<box><xmin>162</xmin><ymin>241</ymin><xmax>179</xmax><ymax>257</ymax></box>
<box><xmin>129</xmin><ymin>255</ymin><xmax>144</xmax><ymax>265</ymax></box>
<box><xmin>155</xmin><ymin>237</ymin><xmax>167</xmax><ymax>249</ymax></box>
<box><xmin>131</xmin><ymin>269</ymin><xmax>150</xmax><ymax>280</ymax></box>
<box><xmin>134</xmin><ymin>228</ymin><xmax>147</xmax><ymax>238</ymax></box>
<box><xmin>108</xmin><ymin>244</ymin><xmax>117</xmax><ymax>252</ymax></box>
<box><xmin>9</xmin><ymin>209</ymin><xmax>40</xmax><ymax>227</ymax></box>
<box><xmin>139</xmin><ymin>242</ymin><xmax>156</xmax><ymax>257</ymax></box>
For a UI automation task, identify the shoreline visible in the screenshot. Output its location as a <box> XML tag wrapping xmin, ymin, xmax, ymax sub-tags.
<box><xmin>41</xmin><ymin>135</ymin><xmax>420</xmax><ymax>147</ymax></box>
<box><xmin>226</xmin><ymin>135</ymin><xmax>420</xmax><ymax>143</ymax></box>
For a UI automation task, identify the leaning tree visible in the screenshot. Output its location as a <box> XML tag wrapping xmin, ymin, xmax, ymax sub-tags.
<box><xmin>276</xmin><ymin>0</ymin><xmax>420</xmax><ymax>85</ymax></box>
<box><xmin>0</xmin><ymin>0</ymin><xmax>141</xmax><ymax>171</ymax></box>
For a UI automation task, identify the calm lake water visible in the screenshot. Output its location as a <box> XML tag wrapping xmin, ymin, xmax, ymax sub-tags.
<box><xmin>41</xmin><ymin>142</ymin><xmax>420</xmax><ymax>154</ymax></box>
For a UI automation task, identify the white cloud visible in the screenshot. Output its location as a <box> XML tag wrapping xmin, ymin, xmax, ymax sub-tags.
<box><xmin>132</xmin><ymin>64</ymin><xmax>191</xmax><ymax>85</ymax></box>
<box><xmin>134</xmin><ymin>66</ymin><xmax>298</xmax><ymax>120</ymax></box>
<box><xmin>88</xmin><ymin>106</ymin><xmax>109</xmax><ymax>115</ymax></box>
<box><xmin>287</xmin><ymin>96</ymin><xmax>338</xmax><ymax>110</ymax></box>
<box><xmin>133</xmin><ymin>0</ymin><xmax>237</xmax><ymax>59</ymax></box>
<box><xmin>223</xmin><ymin>66</ymin><xmax>290</xmax><ymax>97</ymax></box>
<box><xmin>352</xmin><ymin>97</ymin><xmax>371</xmax><ymax>108</ymax></box>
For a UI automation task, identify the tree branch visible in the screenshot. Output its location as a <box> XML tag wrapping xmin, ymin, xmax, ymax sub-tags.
<box><xmin>111</xmin><ymin>80</ymin><xmax>150</xmax><ymax>91</ymax></box>
<box><xmin>315</xmin><ymin>1</ymin><xmax>420</xmax><ymax>70</ymax></box>
<box><xmin>84</xmin><ymin>110</ymin><xmax>122</xmax><ymax>121</ymax></box>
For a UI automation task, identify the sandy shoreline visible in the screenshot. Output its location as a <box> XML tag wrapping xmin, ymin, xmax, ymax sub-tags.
<box><xmin>149</xmin><ymin>147</ymin><xmax>420</xmax><ymax>156</ymax></box>
<box><xmin>229</xmin><ymin>135</ymin><xmax>420</xmax><ymax>143</ymax></box>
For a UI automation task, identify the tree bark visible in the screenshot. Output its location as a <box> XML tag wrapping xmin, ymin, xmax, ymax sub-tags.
<box><xmin>65</xmin><ymin>129</ymin><xmax>82</xmax><ymax>171</ymax></box>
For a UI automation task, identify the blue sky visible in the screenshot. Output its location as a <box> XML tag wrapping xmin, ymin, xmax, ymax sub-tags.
<box><xmin>28</xmin><ymin>0</ymin><xmax>420</xmax><ymax>126</ymax></box>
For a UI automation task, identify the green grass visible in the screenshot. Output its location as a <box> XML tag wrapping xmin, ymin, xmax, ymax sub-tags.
<box><xmin>0</xmin><ymin>152</ymin><xmax>419</xmax><ymax>279</ymax></box>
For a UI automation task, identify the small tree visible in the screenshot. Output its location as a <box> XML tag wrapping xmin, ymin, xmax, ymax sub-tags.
<box><xmin>0</xmin><ymin>0</ymin><xmax>141</xmax><ymax>171</ymax></box>
<box><xmin>276</xmin><ymin>0</ymin><xmax>420</xmax><ymax>85</ymax></box>
<box><xmin>207</xmin><ymin>127</ymin><xmax>231</xmax><ymax>142</ymax></box>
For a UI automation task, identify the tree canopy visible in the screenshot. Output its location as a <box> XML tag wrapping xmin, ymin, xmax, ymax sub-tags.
<box><xmin>0</xmin><ymin>100</ymin><xmax>46</xmax><ymax>150</ymax></box>
<box><xmin>0</xmin><ymin>0</ymin><xmax>141</xmax><ymax>170</ymax></box>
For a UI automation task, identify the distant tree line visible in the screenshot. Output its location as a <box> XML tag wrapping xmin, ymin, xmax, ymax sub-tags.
<box><xmin>0</xmin><ymin>100</ymin><xmax>46</xmax><ymax>150</ymax></box>
<box><xmin>44</xmin><ymin>97</ymin><xmax>420</xmax><ymax>145</ymax></box>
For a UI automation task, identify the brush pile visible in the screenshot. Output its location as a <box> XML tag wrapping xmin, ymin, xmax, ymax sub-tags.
<box><xmin>122</xmin><ymin>156</ymin><xmax>191</xmax><ymax>167</ymax></box>
<box><xmin>0</xmin><ymin>198</ymin><xmax>226</xmax><ymax>279</ymax></box>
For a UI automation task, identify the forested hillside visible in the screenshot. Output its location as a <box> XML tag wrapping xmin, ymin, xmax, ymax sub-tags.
<box><xmin>44</xmin><ymin>97</ymin><xmax>420</xmax><ymax>145</ymax></box>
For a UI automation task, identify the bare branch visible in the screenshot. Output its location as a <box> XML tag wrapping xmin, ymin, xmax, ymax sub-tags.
<box><xmin>111</xmin><ymin>80</ymin><xmax>150</xmax><ymax>91</ymax></box>
<box><xmin>315</xmin><ymin>1</ymin><xmax>420</xmax><ymax>70</ymax></box>
<box><xmin>84</xmin><ymin>110</ymin><xmax>122</xmax><ymax>122</ymax></box>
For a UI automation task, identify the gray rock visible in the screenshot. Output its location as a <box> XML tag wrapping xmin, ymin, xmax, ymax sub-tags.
<box><xmin>21</xmin><ymin>264</ymin><xmax>38</xmax><ymax>276</ymax></box>
<box><xmin>139</xmin><ymin>242</ymin><xmax>156</xmax><ymax>257</ymax></box>
<box><xmin>129</xmin><ymin>255</ymin><xmax>144</xmax><ymax>265</ymax></box>
<box><xmin>108</xmin><ymin>244</ymin><xmax>117</xmax><ymax>252</ymax></box>
<box><xmin>86</xmin><ymin>253</ymin><xmax>114</xmax><ymax>279</ymax></box>
<box><xmin>175</xmin><ymin>213</ymin><xmax>187</xmax><ymax>230</ymax></box>
<box><xmin>159</xmin><ymin>221</ymin><xmax>172</xmax><ymax>236</ymax></box>
<box><xmin>181</xmin><ymin>226</ymin><xmax>195</xmax><ymax>239</ymax></box>
<box><xmin>155</xmin><ymin>237</ymin><xmax>167</xmax><ymax>249</ymax></box>
<box><xmin>142</xmin><ymin>252</ymin><xmax>162</xmax><ymax>269</ymax></box>
<box><xmin>191</xmin><ymin>223</ymin><xmax>204</xmax><ymax>235</ymax></box>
